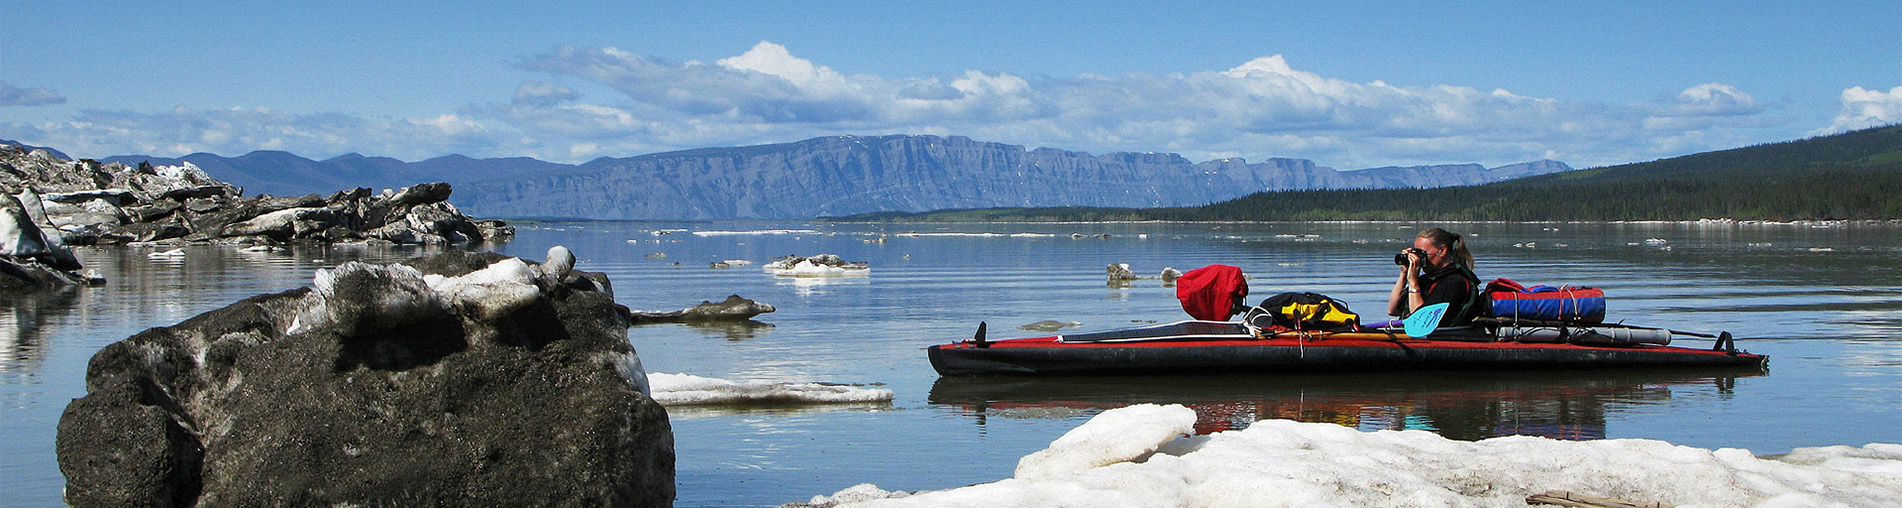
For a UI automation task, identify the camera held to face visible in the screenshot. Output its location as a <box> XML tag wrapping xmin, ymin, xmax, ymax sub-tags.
<box><xmin>1394</xmin><ymin>248</ymin><xmax>1427</xmax><ymax>266</ymax></box>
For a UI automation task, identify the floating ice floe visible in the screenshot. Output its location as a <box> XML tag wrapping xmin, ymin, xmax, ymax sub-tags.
<box><xmin>765</xmin><ymin>254</ymin><xmax>870</xmax><ymax>277</ymax></box>
<box><xmin>147</xmin><ymin>248</ymin><xmax>186</xmax><ymax>258</ymax></box>
<box><xmin>774</xmin><ymin>260</ymin><xmax>869</xmax><ymax>277</ymax></box>
<box><xmin>646</xmin><ymin>372</ymin><xmax>892</xmax><ymax>406</ymax></box>
<box><xmin>793</xmin><ymin>404</ymin><xmax>1902</xmax><ymax>508</ymax></box>
<box><xmin>889</xmin><ymin>231</ymin><xmax>1060</xmax><ymax>238</ymax></box>
<box><xmin>692</xmin><ymin>229</ymin><xmax>818</xmax><ymax>237</ymax></box>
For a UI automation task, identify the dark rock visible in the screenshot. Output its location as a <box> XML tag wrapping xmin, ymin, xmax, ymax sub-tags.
<box><xmin>108</xmin><ymin>222</ymin><xmax>190</xmax><ymax>243</ymax></box>
<box><xmin>389</xmin><ymin>182</ymin><xmax>453</xmax><ymax>207</ymax></box>
<box><xmin>57</xmin><ymin>248</ymin><xmax>673</xmax><ymax>506</ymax></box>
<box><xmin>125</xmin><ymin>199</ymin><xmax>185</xmax><ymax>221</ymax></box>
<box><xmin>629</xmin><ymin>294</ymin><xmax>776</xmax><ymax>324</ymax></box>
<box><xmin>44</xmin><ymin>189</ymin><xmax>136</xmax><ymax>205</ymax></box>
<box><xmin>0</xmin><ymin>258</ymin><xmax>91</xmax><ymax>290</ymax></box>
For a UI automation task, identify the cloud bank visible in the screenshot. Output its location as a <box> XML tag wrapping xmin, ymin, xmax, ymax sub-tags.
<box><xmin>0</xmin><ymin>81</ymin><xmax>66</xmax><ymax>107</ymax></box>
<box><xmin>1814</xmin><ymin>85</ymin><xmax>1902</xmax><ymax>136</ymax></box>
<box><xmin>1</xmin><ymin>42</ymin><xmax>1882</xmax><ymax>168</ymax></box>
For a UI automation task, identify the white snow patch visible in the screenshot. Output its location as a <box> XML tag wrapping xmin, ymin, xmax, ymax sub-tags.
<box><xmin>421</xmin><ymin>257</ymin><xmax>542</xmax><ymax>319</ymax></box>
<box><xmin>647</xmin><ymin>372</ymin><xmax>892</xmax><ymax>406</ymax></box>
<box><xmin>804</xmin><ymin>408</ymin><xmax>1902</xmax><ymax>508</ymax></box>
<box><xmin>1015</xmin><ymin>404</ymin><xmax>1195</xmax><ymax>479</ymax></box>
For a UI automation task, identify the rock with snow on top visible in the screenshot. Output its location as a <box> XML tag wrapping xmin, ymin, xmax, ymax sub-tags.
<box><xmin>57</xmin><ymin>248</ymin><xmax>672</xmax><ymax>506</ymax></box>
<box><xmin>775</xmin><ymin>259</ymin><xmax>870</xmax><ymax>277</ymax></box>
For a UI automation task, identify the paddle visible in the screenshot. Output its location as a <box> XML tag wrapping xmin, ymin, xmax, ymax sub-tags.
<box><xmin>1402</xmin><ymin>302</ymin><xmax>1450</xmax><ymax>337</ymax></box>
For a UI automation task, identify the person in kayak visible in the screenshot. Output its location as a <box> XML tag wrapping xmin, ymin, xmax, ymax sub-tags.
<box><xmin>1387</xmin><ymin>227</ymin><xmax>1482</xmax><ymax>325</ymax></box>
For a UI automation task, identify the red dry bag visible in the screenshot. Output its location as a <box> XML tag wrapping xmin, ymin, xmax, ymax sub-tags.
<box><xmin>1176</xmin><ymin>264</ymin><xmax>1248</xmax><ymax>321</ymax></box>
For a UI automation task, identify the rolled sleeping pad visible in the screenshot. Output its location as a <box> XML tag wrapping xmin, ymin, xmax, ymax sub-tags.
<box><xmin>1497</xmin><ymin>326</ymin><xmax>1671</xmax><ymax>346</ymax></box>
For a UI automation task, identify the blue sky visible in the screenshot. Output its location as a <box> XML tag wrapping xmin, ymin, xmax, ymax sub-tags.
<box><xmin>3</xmin><ymin>1</ymin><xmax>1898</xmax><ymax>169</ymax></box>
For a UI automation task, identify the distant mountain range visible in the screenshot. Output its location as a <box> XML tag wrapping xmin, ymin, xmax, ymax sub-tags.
<box><xmin>855</xmin><ymin>125</ymin><xmax>1902</xmax><ymax>222</ymax></box>
<box><xmin>89</xmin><ymin>135</ymin><xmax>1572</xmax><ymax>220</ymax></box>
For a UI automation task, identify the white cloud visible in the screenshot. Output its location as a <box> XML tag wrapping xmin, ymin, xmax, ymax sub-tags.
<box><xmin>1813</xmin><ymin>85</ymin><xmax>1902</xmax><ymax>135</ymax></box>
<box><xmin>1</xmin><ymin>107</ymin><xmax>499</xmax><ymax>161</ymax></box>
<box><xmin>1663</xmin><ymin>83</ymin><xmax>1758</xmax><ymax>117</ymax></box>
<box><xmin>0</xmin><ymin>81</ymin><xmax>66</xmax><ymax>107</ymax></box>
<box><xmin>497</xmin><ymin>43</ymin><xmax>1801</xmax><ymax>167</ymax></box>
<box><xmin>0</xmin><ymin>42</ymin><xmax>1818</xmax><ymax>168</ymax></box>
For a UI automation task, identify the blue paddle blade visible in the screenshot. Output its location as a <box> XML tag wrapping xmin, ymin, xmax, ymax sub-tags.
<box><xmin>1403</xmin><ymin>303</ymin><xmax>1450</xmax><ymax>337</ymax></box>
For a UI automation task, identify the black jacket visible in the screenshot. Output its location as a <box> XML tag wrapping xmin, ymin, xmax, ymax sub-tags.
<box><xmin>1418</xmin><ymin>263</ymin><xmax>1482</xmax><ymax>325</ymax></box>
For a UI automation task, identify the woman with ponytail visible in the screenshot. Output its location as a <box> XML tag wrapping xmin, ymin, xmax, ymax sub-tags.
<box><xmin>1387</xmin><ymin>227</ymin><xmax>1483</xmax><ymax>325</ymax></box>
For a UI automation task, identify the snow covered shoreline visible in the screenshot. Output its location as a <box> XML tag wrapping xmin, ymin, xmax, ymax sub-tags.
<box><xmin>789</xmin><ymin>404</ymin><xmax>1902</xmax><ymax>508</ymax></box>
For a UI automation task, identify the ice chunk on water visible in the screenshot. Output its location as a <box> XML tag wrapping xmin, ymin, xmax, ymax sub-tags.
<box><xmin>1015</xmin><ymin>403</ymin><xmax>1194</xmax><ymax>479</ymax></box>
<box><xmin>773</xmin><ymin>259</ymin><xmax>870</xmax><ymax>278</ymax></box>
<box><xmin>800</xmin><ymin>407</ymin><xmax>1902</xmax><ymax>507</ymax></box>
<box><xmin>647</xmin><ymin>372</ymin><xmax>892</xmax><ymax>406</ymax></box>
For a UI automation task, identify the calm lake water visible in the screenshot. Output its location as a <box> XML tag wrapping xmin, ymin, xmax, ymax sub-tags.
<box><xmin>4</xmin><ymin>221</ymin><xmax>1900</xmax><ymax>506</ymax></box>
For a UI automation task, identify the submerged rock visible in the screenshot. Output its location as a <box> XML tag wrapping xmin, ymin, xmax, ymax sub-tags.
<box><xmin>1018</xmin><ymin>320</ymin><xmax>1083</xmax><ymax>332</ymax></box>
<box><xmin>56</xmin><ymin>248</ymin><xmax>673</xmax><ymax>506</ymax></box>
<box><xmin>629</xmin><ymin>294</ymin><xmax>777</xmax><ymax>324</ymax></box>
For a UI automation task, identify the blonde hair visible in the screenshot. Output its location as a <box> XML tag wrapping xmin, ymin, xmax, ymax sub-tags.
<box><xmin>1418</xmin><ymin>228</ymin><xmax>1474</xmax><ymax>268</ymax></box>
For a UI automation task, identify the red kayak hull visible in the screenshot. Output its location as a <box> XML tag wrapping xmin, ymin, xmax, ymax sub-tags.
<box><xmin>928</xmin><ymin>332</ymin><xmax>1767</xmax><ymax>376</ymax></box>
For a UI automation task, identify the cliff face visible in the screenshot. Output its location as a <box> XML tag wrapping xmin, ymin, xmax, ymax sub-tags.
<box><xmin>454</xmin><ymin>135</ymin><xmax>1573</xmax><ymax>219</ymax></box>
<box><xmin>95</xmin><ymin>135</ymin><xmax>1572</xmax><ymax>220</ymax></box>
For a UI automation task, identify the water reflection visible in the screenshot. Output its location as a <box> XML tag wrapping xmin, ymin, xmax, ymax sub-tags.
<box><xmin>929</xmin><ymin>369</ymin><xmax>1762</xmax><ymax>441</ymax></box>
<box><xmin>775</xmin><ymin>276</ymin><xmax>868</xmax><ymax>296</ymax></box>
<box><xmin>0</xmin><ymin>288</ymin><xmax>81</xmax><ymax>383</ymax></box>
<box><xmin>681</xmin><ymin>320</ymin><xmax>777</xmax><ymax>341</ymax></box>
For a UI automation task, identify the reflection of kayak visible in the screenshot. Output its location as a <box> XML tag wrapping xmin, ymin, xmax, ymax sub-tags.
<box><xmin>928</xmin><ymin>369</ymin><xmax>1759</xmax><ymax>439</ymax></box>
<box><xmin>927</xmin><ymin>321</ymin><xmax>1768</xmax><ymax>376</ymax></box>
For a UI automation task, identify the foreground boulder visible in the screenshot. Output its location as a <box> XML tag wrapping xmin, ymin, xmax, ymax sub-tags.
<box><xmin>0</xmin><ymin>142</ymin><xmax>512</xmax><ymax>248</ymax></box>
<box><xmin>56</xmin><ymin>247</ymin><xmax>673</xmax><ymax>506</ymax></box>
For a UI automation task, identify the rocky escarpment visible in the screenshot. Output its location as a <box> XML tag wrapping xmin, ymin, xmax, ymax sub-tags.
<box><xmin>56</xmin><ymin>247</ymin><xmax>673</xmax><ymax>506</ymax></box>
<box><xmin>456</xmin><ymin>135</ymin><xmax>1574</xmax><ymax>219</ymax></box>
<box><xmin>0</xmin><ymin>143</ymin><xmax>511</xmax><ymax>250</ymax></box>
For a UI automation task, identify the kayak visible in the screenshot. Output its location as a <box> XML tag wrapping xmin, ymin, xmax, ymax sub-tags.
<box><xmin>927</xmin><ymin>320</ymin><xmax>1767</xmax><ymax>376</ymax></box>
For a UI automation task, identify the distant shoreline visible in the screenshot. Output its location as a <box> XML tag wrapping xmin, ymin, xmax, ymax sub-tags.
<box><xmin>813</xmin><ymin>218</ymin><xmax>1902</xmax><ymax>227</ymax></box>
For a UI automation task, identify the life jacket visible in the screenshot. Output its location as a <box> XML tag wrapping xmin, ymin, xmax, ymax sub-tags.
<box><xmin>1253</xmin><ymin>292</ymin><xmax>1361</xmax><ymax>331</ymax></box>
<box><xmin>1176</xmin><ymin>264</ymin><xmax>1248</xmax><ymax>321</ymax></box>
<box><xmin>1420</xmin><ymin>264</ymin><xmax>1484</xmax><ymax>326</ymax></box>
